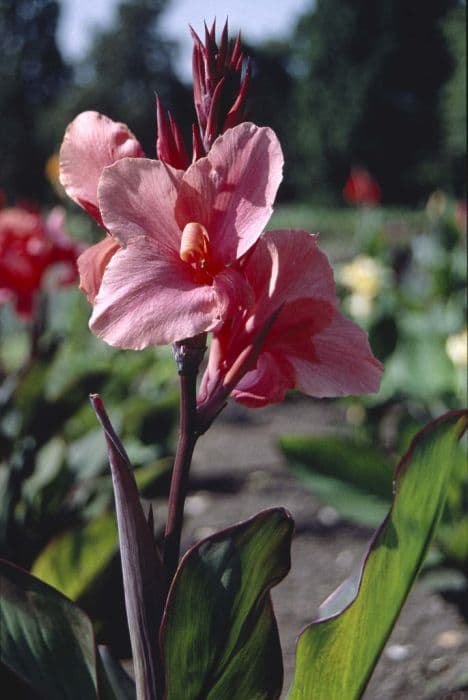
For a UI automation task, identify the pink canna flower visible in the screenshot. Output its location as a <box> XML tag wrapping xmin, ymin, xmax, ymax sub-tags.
<box><xmin>60</xmin><ymin>23</ymin><xmax>252</xmax><ymax>311</ymax></box>
<box><xmin>84</xmin><ymin>122</ymin><xmax>283</xmax><ymax>349</ymax></box>
<box><xmin>59</xmin><ymin>111</ymin><xmax>145</xmax><ymax>303</ymax></box>
<box><xmin>198</xmin><ymin>230</ymin><xmax>383</xmax><ymax>410</ymax></box>
<box><xmin>60</xmin><ymin>111</ymin><xmax>145</xmax><ymax>227</ymax></box>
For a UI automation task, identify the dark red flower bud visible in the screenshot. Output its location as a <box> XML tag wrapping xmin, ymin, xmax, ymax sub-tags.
<box><xmin>191</xmin><ymin>123</ymin><xmax>205</xmax><ymax>162</ymax></box>
<box><xmin>191</xmin><ymin>20</ymin><xmax>250</xmax><ymax>154</ymax></box>
<box><xmin>156</xmin><ymin>95</ymin><xmax>190</xmax><ymax>170</ymax></box>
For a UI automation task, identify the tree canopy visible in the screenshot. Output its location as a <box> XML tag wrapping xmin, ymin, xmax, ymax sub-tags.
<box><xmin>1</xmin><ymin>0</ymin><xmax>465</xmax><ymax>206</ymax></box>
<box><xmin>48</xmin><ymin>0</ymin><xmax>192</xmax><ymax>162</ymax></box>
<box><xmin>1</xmin><ymin>0</ymin><xmax>71</xmax><ymax>202</ymax></box>
<box><xmin>290</xmin><ymin>0</ymin><xmax>460</xmax><ymax>203</ymax></box>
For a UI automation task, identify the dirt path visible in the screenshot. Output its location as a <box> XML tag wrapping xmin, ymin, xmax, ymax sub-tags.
<box><xmin>175</xmin><ymin>397</ymin><xmax>468</xmax><ymax>699</ymax></box>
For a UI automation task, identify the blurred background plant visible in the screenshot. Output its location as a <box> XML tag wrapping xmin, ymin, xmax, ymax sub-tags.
<box><xmin>0</xmin><ymin>200</ymin><xmax>179</xmax><ymax>654</ymax></box>
<box><xmin>1</xmin><ymin>0</ymin><xmax>466</xmax><ymax>649</ymax></box>
<box><xmin>277</xmin><ymin>191</ymin><xmax>467</xmax><ymax>614</ymax></box>
<box><xmin>1</xmin><ymin>271</ymin><xmax>178</xmax><ymax>652</ymax></box>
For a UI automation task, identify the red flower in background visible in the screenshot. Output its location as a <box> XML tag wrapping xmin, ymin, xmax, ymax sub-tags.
<box><xmin>0</xmin><ymin>204</ymin><xmax>81</xmax><ymax>317</ymax></box>
<box><xmin>343</xmin><ymin>168</ymin><xmax>381</xmax><ymax>206</ymax></box>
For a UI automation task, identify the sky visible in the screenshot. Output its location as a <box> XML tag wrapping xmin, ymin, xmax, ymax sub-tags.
<box><xmin>58</xmin><ymin>0</ymin><xmax>311</xmax><ymax>79</ymax></box>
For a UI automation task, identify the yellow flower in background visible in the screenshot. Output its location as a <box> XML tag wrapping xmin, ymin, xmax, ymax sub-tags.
<box><xmin>340</xmin><ymin>255</ymin><xmax>387</xmax><ymax>318</ymax></box>
<box><xmin>446</xmin><ymin>329</ymin><xmax>467</xmax><ymax>368</ymax></box>
<box><xmin>45</xmin><ymin>153</ymin><xmax>65</xmax><ymax>196</ymax></box>
<box><xmin>340</xmin><ymin>255</ymin><xmax>385</xmax><ymax>298</ymax></box>
<box><xmin>347</xmin><ymin>293</ymin><xmax>374</xmax><ymax>318</ymax></box>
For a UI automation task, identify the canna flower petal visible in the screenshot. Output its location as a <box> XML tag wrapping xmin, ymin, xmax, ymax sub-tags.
<box><xmin>90</xmin><ymin>123</ymin><xmax>280</xmax><ymax>348</ymax></box>
<box><xmin>176</xmin><ymin>122</ymin><xmax>284</xmax><ymax>266</ymax></box>
<box><xmin>89</xmin><ymin>237</ymin><xmax>250</xmax><ymax>349</ymax></box>
<box><xmin>77</xmin><ymin>237</ymin><xmax>121</xmax><ymax>303</ymax></box>
<box><xmin>232</xmin><ymin>352</ymin><xmax>296</xmax><ymax>407</ymax></box>
<box><xmin>199</xmin><ymin>230</ymin><xmax>383</xmax><ymax>409</ymax></box>
<box><xmin>97</xmin><ymin>158</ymin><xmax>184</xmax><ymax>250</ymax></box>
<box><xmin>289</xmin><ymin>310</ymin><xmax>385</xmax><ymax>398</ymax></box>
<box><xmin>59</xmin><ymin>111</ymin><xmax>145</xmax><ymax>226</ymax></box>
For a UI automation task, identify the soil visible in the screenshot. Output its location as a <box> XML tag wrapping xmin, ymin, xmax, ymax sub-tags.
<box><xmin>168</xmin><ymin>396</ymin><xmax>468</xmax><ymax>700</ymax></box>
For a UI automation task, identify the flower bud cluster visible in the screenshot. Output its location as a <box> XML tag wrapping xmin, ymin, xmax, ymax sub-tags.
<box><xmin>156</xmin><ymin>20</ymin><xmax>250</xmax><ymax>167</ymax></box>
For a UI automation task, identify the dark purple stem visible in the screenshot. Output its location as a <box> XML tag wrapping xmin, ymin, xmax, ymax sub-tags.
<box><xmin>163</xmin><ymin>336</ymin><xmax>206</xmax><ymax>587</ymax></box>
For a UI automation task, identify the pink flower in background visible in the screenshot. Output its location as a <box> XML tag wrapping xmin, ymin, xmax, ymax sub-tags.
<box><xmin>0</xmin><ymin>205</ymin><xmax>81</xmax><ymax>317</ymax></box>
<box><xmin>343</xmin><ymin>168</ymin><xmax>381</xmax><ymax>207</ymax></box>
<box><xmin>199</xmin><ymin>230</ymin><xmax>383</xmax><ymax>409</ymax></box>
<box><xmin>83</xmin><ymin>122</ymin><xmax>283</xmax><ymax>349</ymax></box>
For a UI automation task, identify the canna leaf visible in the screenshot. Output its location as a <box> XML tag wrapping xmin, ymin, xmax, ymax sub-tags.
<box><xmin>161</xmin><ymin>507</ymin><xmax>294</xmax><ymax>700</ymax></box>
<box><xmin>279</xmin><ymin>434</ymin><xmax>393</xmax><ymax>527</ymax></box>
<box><xmin>0</xmin><ymin>559</ymin><xmax>98</xmax><ymax>700</ymax></box>
<box><xmin>288</xmin><ymin>410</ymin><xmax>467</xmax><ymax>700</ymax></box>
<box><xmin>30</xmin><ymin>459</ymin><xmax>170</xmax><ymax>602</ymax></box>
<box><xmin>90</xmin><ymin>394</ymin><xmax>165</xmax><ymax>700</ymax></box>
<box><xmin>31</xmin><ymin>511</ymin><xmax>117</xmax><ymax>601</ymax></box>
<box><xmin>97</xmin><ymin>646</ymin><xmax>136</xmax><ymax>700</ymax></box>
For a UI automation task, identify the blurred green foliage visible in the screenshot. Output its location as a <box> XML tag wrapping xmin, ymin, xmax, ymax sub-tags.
<box><xmin>0</xmin><ymin>289</ymin><xmax>178</xmax><ymax>562</ymax></box>
<box><xmin>0</xmin><ymin>285</ymin><xmax>178</xmax><ymax>651</ymax></box>
<box><xmin>277</xmin><ymin>197</ymin><xmax>467</xmax><ymax>597</ymax></box>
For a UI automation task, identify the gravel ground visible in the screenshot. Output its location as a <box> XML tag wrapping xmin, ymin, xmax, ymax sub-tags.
<box><xmin>165</xmin><ymin>396</ymin><xmax>468</xmax><ymax>700</ymax></box>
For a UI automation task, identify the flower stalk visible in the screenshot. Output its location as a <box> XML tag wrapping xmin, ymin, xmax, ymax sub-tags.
<box><xmin>163</xmin><ymin>334</ymin><xmax>207</xmax><ymax>587</ymax></box>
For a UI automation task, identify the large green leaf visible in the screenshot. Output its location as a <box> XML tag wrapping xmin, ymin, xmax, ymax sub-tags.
<box><xmin>161</xmin><ymin>508</ymin><xmax>294</xmax><ymax>700</ymax></box>
<box><xmin>288</xmin><ymin>410</ymin><xmax>467</xmax><ymax>700</ymax></box>
<box><xmin>279</xmin><ymin>435</ymin><xmax>393</xmax><ymax>500</ymax></box>
<box><xmin>436</xmin><ymin>444</ymin><xmax>468</xmax><ymax>571</ymax></box>
<box><xmin>0</xmin><ymin>559</ymin><xmax>98</xmax><ymax>699</ymax></box>
<box><xmin>31</xmin><ymin>511</ymin><xmax>118</xmax><ymax>601</ymax></box>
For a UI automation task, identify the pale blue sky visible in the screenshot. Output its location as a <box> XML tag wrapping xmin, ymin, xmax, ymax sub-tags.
<box><xmin>58</xmin><ymin>0</ymin><xmax>312</xmax><ymax>79</ymax></box>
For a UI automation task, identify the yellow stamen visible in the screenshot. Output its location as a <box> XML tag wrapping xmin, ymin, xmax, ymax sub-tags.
<box><xmin>180</xmin><ymin>222</ymin><xmax>210</xmax><ymax>267</ymax></box>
